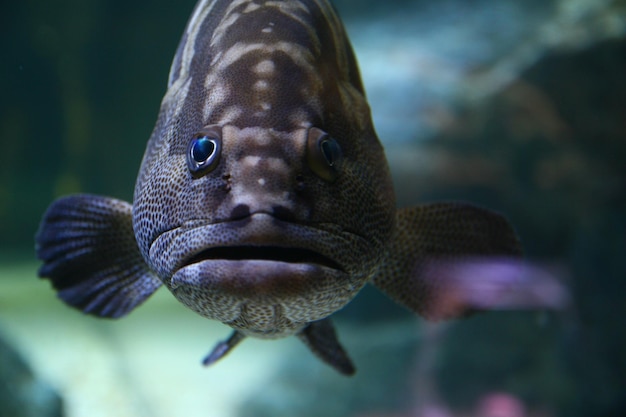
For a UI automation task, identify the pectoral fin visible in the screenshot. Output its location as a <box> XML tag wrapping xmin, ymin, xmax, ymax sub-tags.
<box><xmin>36</xmin><ymin>194</ymin><xmax>162</xmax><ymax>318</ymax></box>
<box><xmin>372</xmin><ymin>203</ymin><xmax>567</xmax><ymax>319</ymax></box>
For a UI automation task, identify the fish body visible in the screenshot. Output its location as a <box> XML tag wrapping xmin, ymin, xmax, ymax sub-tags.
<box><xmin>36</xmin><ymin>0</ymin><xmax>563</xmax><ymax>375</ymax></box>
<box><xmin>133</xmin><ymin>0</ymin><xmax>396</xmax><ymax>342</ymax></box>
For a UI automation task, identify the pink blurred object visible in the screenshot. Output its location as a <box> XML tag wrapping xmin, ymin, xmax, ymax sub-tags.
<box><xmin>420</xmin><ymin>257</ymin><xmax>570</xmax><ymax>319</ymax></box>
<box><xmin>418</xmin><ymin>405</ymin><xmax>455</xmax><ymax>417</ymax></box>
<box><xmin>476</xmin><ymin>393</ymin><xmax>526</xmax><ymax>417</ymax></box>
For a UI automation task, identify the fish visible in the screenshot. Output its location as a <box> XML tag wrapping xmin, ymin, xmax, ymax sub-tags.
<box><xmin>35</xmin><ymin>0</ymin><xmax>567</xmax><ymax>375</ymax></box>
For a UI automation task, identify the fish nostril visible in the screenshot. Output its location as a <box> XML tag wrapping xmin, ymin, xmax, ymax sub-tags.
<box><xmin>231</xmin><ymin>204</ymin><xmax>251</xmax><ymax>220</ymax></box>
<box><xmin>272</xmin><ymin>206</ymin><xmax>296</xmax><ymax>221</ymax></box>
<box><xmin>295</xmin><ymin>174</ymin><xmax>305</xmax><ymax>192</ymax></box>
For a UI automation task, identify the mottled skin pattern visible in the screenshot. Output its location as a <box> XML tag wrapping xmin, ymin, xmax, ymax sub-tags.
<box><xmin>35</xmin><ymin>0</ymin><xmax>561</xmax><ymax>375</ymax></box>
<box><xmin>133</xmin><ymin>0</ymin><xmax>395</xmax><ymax>339</ymax></box>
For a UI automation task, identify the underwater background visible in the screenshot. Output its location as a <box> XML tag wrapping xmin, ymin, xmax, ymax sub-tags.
<box><xmin>1</xmin><ymin>0</ymin><xmax>625</xmax><ymax>416</ymax></box>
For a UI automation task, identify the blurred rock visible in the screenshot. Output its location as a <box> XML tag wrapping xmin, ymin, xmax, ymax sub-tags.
<box><xmin>0</xmin><ymin>333</ymin><xmax>63</xmax><ymax>417</ymax></box>
<box><xmin>344</xmin><ymin>0</ymin><xmax>626</xmax><ymax>145</ymax></box>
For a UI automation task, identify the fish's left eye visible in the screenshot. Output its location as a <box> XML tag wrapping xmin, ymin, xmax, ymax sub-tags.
<box><xmin>306</xmin><ymin>127</ymin><xmax>342</xmax><ymax>182</ymax></box>
<box><xmin>320</xmin><ymin>137</ymin><xmax>341</xmax><ymax>167</ymax></box>
<box><xmin>187</xmin><ymin>126</ymin><xmax>222</xmax><ymax>175</ymax></box>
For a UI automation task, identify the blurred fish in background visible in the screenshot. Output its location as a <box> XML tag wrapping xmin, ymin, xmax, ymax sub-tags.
<box><xmin>1</xmin><ymin>0</ymin><xmax>625</xmax><ymax>416</ymax></box>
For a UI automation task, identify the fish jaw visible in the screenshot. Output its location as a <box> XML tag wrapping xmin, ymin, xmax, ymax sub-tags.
<box><xmin>171</xmin><ymin>259</ymin><xmax>356</xmax><ymax>338</ymax></box>
<box><xmin>150</xmin><ymin>213</ymin><xmax>371</xmax><ymax>337</ymax></box>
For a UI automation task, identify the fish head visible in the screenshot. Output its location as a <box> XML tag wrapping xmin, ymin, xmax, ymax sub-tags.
<box><xmin>131</xmin><ymin>9</ymin><xmax>396</xmax><ymax>335</ymax></box>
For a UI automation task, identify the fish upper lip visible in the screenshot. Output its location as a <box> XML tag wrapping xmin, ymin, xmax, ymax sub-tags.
<box><xmin>149</xmin><ymin>213</ymin><xmax>363</xmax><ymax>278</ymax></box>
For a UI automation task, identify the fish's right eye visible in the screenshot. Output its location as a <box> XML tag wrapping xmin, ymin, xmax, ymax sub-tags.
<box><xmin>187</xmin><ymin>126</ymin><xmax>222</xmax><ymax>175</ymax></box>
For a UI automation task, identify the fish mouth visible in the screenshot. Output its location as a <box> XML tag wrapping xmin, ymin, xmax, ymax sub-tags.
<box><xmin>150</xmin><ymin>212</ymin><xmax>371</xmax><ymax>280</ymax></box>
<box><xmin>184</xmin><ymin>245</ymin><xmax>344</xmax><ymax>272</ymax></box>
<box><xmin>157</xmin><ymin>215</ymin><xmax>371</xmax><ymax>325</ymax></box>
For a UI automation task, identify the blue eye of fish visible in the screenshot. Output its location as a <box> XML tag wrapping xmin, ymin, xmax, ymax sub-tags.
<box><xmin>187</xmin><ymin>129</ymin><xmax>222</xmax><ymax>175</ymax></box>
<box><xmin>192</xmin><ymin>137</ymin><xmax>215</xmax><ymax>161</ymax></box>
<box><xmin>307</xmin><ymin>127</ymin><xmax>342</xmax><ymax>182</ymax></box>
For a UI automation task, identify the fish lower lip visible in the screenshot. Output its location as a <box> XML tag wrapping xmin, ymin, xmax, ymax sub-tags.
<box><xmin>185</xmin><ymin>246</ymin><xmax>343</xmax><ymax>271</ymax></box>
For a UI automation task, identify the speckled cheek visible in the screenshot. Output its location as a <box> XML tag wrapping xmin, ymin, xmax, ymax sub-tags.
<box><xmin>133</xmin><ymin>153</ymin><xmax>198</xmax><ymax>272</ymax></box>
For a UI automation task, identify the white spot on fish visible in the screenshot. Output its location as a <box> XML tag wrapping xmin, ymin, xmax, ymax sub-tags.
<box><xmin>268</xmin><ymin>157</ymin><xmax>286</xmax><ymax>172</ymax></box>
<box><xmin>208</xmin><ymin>82</ymin><xmax>230</xmax><ymax>104</ymax></box>
<box><xmin>210</xmin><ymin>50</ymin><xmax>224</xmax><ymax>67</ymax></box>
<box><xmin>243</xmin><ymin>2</ymin><xmax>261</xmax><ymax>13</ymax></box>
<box><xmin>257</xmin><ymin>178</ymin><xmax>266</xmax><ymax>186</ymax></box>
<box><xmin>223</xmin><ymin>0</ymin><xmax>251</xmax><ymax>16</ymax></box>
<box><xmin>288</xmin><ymin>109</ymin><xmax>313</xmax><ymax>127</ymax></box>
<box><xmin>217</xmin><ymin>42</ymin><xmax>315</xmax><ymax>77</ymax></box>
<box><xmin>254</xmin><ymin>80</ymin><xmax>269</xmax><ymax>91</ymax></box>
<box><xmin>204</xmin><ymin>70</ymin><xmax>218</xmax><ymax>90</ymax></box>
<box><xmin>262</xmin><ymin>26</ymin><xmax>273</xmax><ymax>33</ymax></box>
<box><xmin>244</xmin><ymin>129</ymin><xmax>270</xmax><ymax>146</ymax></box>
<box><xmin>202</xmin><ymin>74</ymin><xmax>231</xmax><ymax>121</ymax></box>
<box><xmin>266</xmin><ymin>1</ymin><xmax>310</xmax><ymax>24</ymax></box>
<box><xmin>210</xmin><ymin>12</ymin><xmax>241</xmax><ymax>47</ymax></box>
<box><xmin>254</xmin><ymin>60</ymin><xmax>275</xmax><ymax>75</ymax></box>
<box><xmin>217</xmin><ymin>106</ymin><xmax>243</xmax><ymax>125</ymax></box>
<box><xmin>242</xmin><ymin>155</ymin><xmax>261</xmax><ymax>167</ymax></box>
